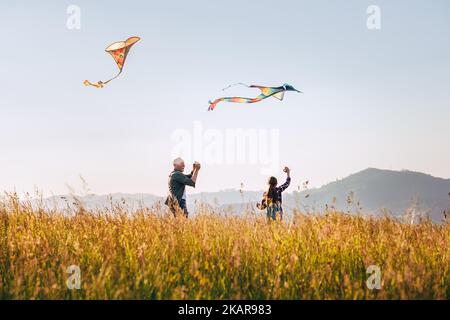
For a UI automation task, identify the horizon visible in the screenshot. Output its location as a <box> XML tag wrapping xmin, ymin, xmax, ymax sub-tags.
<box><xmin>14</xmin><ymin>167</ymin><xmax>450</xmax><ymax>198</ymax></box>
<box><xmin>1</xmin><ymin>0</ymin><xmax>450</xmax><ymax>197</ymax></box>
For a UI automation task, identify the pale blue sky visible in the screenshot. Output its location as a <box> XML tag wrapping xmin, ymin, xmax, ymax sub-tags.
<box><xmin>1</xmin><ymin>0</ymin><xmax>449</xmax><ymax>196</ymax></box>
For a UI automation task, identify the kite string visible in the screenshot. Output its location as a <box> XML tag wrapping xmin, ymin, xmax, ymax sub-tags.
<box><xmin>222</xmin><ymin>82</ymin><xmax>250</xmax><ymax>91</ymax></box>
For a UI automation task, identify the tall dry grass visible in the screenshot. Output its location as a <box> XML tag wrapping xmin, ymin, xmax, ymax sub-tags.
<box><xmin>0</xmin><ymin>193</ymin><xmax>449</xmax><ymax>299</ymax></box>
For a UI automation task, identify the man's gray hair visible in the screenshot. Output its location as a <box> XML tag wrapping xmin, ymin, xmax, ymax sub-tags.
<box><xmin>173</xmin><ymin>157</ymin><xmax>184</xmax><ymax>166</ymax></box>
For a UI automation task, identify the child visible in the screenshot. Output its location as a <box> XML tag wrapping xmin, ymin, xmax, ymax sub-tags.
<box><xmin>257</xmin><ymin>167</ymin><xmax>291</xmax><ymax>220</ymax></box>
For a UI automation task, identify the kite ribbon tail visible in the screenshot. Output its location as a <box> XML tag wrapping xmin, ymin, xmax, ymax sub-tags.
<box><xmin>208</xmin><ymin>99</ymin><xmax>220</xmax><ymax>111</ymax></box>
<box><xmin>102</xmin><ymin>69</ymin><xmax>123</xmax><ymax>85</ymax></box>
<box><xmin>83</xmin><ymin>80</ymin><xmax>104</xmax><ymax>88</ymax></box>
<box><xmin>83</xmin><ymin>69</ymin><xmax>122</xmax><ymax>88</ymax></box>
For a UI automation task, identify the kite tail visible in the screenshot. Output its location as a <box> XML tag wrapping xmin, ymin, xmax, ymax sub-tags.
<box><xmin>208</xmin><ymin>99</ymin><xmax>221</xmax><ymax>111</ymax></box>
<box><xmin>208</xmin><ymin>83</ymin><xmax>253</xmax><ymax>110</ymax></box>
<box><xmin>102</xmin><ymin>69</ymin><xmax>123</xmax><ymax>85</ymax></box>
<box><xmin>208</xmin><ymin>97</ymin><xmax>260</xmax><ymax>111</ymax></box>
<box><xmin>83</xmin><ymin>80</ymin><xmax>104</xmax><ymax>88</ymax></box>
<box><xmin>83</xmin><ymin>69</ymin><xmax>122</xmax><ymax>88</ymax></box>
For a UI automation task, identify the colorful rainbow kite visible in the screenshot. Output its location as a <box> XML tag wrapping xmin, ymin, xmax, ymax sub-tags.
<box><xmin>84</xmin><ymin>36</ymin><xmax>141</xmax><ymax>88</ymax></box>
<box><xmin>208</xmin><ymin>83</ymin><xmax>302</xmax><ymax>111</ymax></box>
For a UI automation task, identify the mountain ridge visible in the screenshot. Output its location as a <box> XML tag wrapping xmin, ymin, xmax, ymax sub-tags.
<box><xmin>39</xmin><ymin>168</ymin><xmax>449</xmax><ymax>222</ymax></box>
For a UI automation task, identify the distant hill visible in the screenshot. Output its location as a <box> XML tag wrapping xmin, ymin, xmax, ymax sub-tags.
<box><xmin>40</xmin><ymin>168</ymin><xmax>450</xmax><ymax>222</ymax></box>
<box><xmin>282</xmin><ymin>168</ymin><xmax>450</xmax><ymax>222</ymax></box>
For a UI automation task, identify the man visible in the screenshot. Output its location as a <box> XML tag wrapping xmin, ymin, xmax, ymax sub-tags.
<box><xmin>165</xmin><ymin>158</ymin><xmax>201</xmax><ymax>217</ymax></box>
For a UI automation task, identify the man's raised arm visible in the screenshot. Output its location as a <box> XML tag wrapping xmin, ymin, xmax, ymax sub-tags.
<box><xmin>190</xmin><ymin>162</ymin><xmax>201</xmax><ymax>184</ymax></box>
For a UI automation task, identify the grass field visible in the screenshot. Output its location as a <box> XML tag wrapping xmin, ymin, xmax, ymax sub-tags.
<box><xmin>1</xmin><ymin>193</ymin><xmax>449</xmax><ymax>300</ymax></box>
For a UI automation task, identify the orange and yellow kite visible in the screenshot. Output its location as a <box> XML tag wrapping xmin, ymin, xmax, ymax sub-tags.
<box><xmin>84</xmin><ymin>36</ymin><xmax>141</xmax><ymax>88</ymax></box>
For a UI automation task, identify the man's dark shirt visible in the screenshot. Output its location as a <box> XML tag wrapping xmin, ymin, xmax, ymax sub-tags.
<box><xmin>165</xmin><ymin>170</ymin><xmax>196</xmax><ymax>206</ymax></box>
